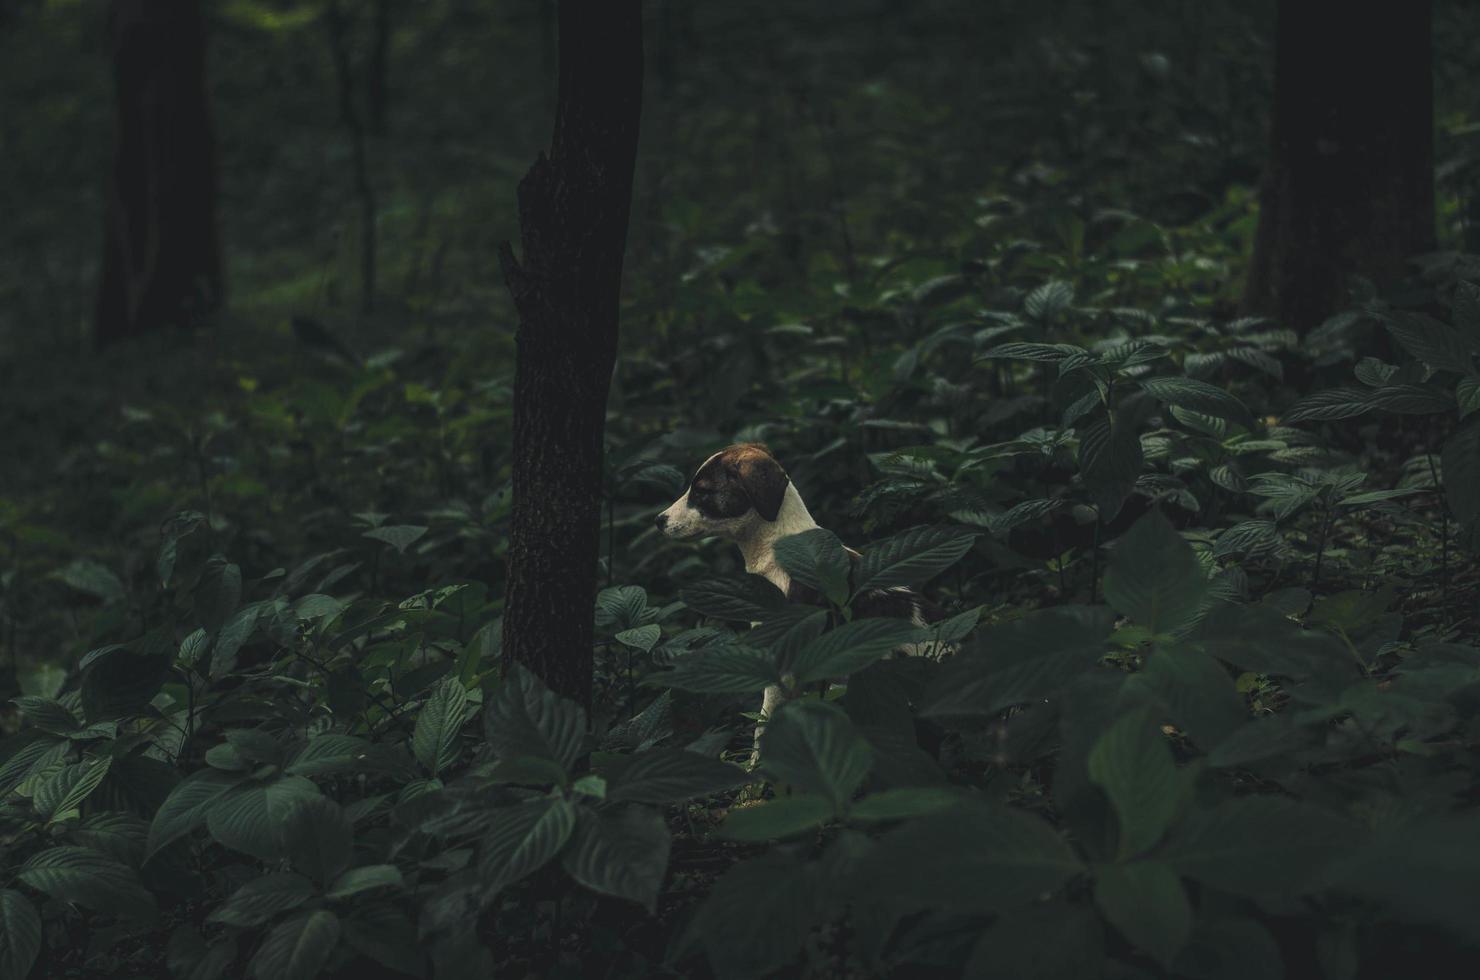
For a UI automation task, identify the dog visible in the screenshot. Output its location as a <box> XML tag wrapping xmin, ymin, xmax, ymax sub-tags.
<box><xmin>655</xmin><ymin>443</ymin><xmax>943</xmax><ymax>758</ymax></box>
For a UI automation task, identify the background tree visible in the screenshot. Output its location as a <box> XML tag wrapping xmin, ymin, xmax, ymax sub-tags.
<box><xmin>1242</xmin><ymin>0</ymin><xmax>1435</xmax><ymax>335</ymax></box>
<box><xmin>497</xmin><ymin>0</ymin><xmax>644</xmax><ymax>709</ymax></box>
<box><xmin>95</xmin><ymin>0</ymin><xmax>221</xmax><ymax>346</ymax></box>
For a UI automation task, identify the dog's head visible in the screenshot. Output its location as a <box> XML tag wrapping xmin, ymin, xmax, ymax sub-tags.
<box><xmin>655</xmin><ymin>443</ymin><xmax>790</xmax><ymax>541</ymax></box>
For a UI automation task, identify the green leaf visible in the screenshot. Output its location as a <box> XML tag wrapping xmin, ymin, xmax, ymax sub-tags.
<box><xmin>1173</xmin><ymin>917</ymin><xmax>1284</xmax><ymax>980</ymax></box>
<box><xmin>614</xmin><ymin>624</ymin><xmax>662</xmax><ymax>653</ymax></box>
<box><xmin>80</xmin><ymin>646</ymin><xmax>171</xmax><ymax>722</ymax></box>
<box><xmin>340</xmin><ymin>905</ymin><xmax>421</xmax><ymax>978</ymax></box>
<box><xmin>146</xmin><ymin>768</ymin><xmax>244</xmax><ymax>860</ymax></box>
<box><xmin>1457</xmin><ymin>377</ymin><xmax>1480</xmax><ymax>420</ymax></box>
<box><xmin>13</xmin><ymin>697</ymin><xmax>80</xmax><ymax>737</ymax></box>
<box><xmin>1025</xmin><ymin>280</ymin><xmax>1075</xmax><ymax>322</ymax></box>
<box><xmin>1443</xmin><ymin>418</ymin><xmax>1480</xmax><ymax>526</ymax></box>
<box><xmin>929</xmin><ymin>605</ymin><xmax>983</xmax><ymax>644</ymax></box>
<box><xmin>1282</xmin><ymin>386</ymin><xmax>1383</xmax><ymax>422</ymax></box>
<box><xmin>193</xmin><ymin>558</ymin><xmax>242</xmax><ymax>634</ymax></box>
<box><xmin>206</xmin><ymin>776</ymin><xmax>321</xmax><ymax>863</ymax></box>
<box><xmin>980</xmin><ymin>341</ymin><xmax>1084</xmax><ymax>362</ymax></box>
<box><xmin>1087</xmin><ymin>709</ymin><xmax>1181</xmax><ymax>858</ymax></box>
<box><xmin>412</xmin><ymin>677</ymin><xmax>468</xmax><ymax>776</ymax></box>
<box><xmin>1162</xmin><ymin>797</ymin><xmax>1362</xmax><ymax>898</ymax></box>
<box><xmin>1102</xmin><ymin>509</ymin><xmax>1208</xmax><ymax>635</ymax></box>
<box><xmin>325</xmin><ymin>864</ymin><xmax>403</xmax><ymax>901</ymax></box>
<box><xmin>0</xmin><ymin>890</ymin><xmax>41</xmax><ymax>980</ymax></box>
<box><xmin>852</xmin><ymin>526</ymin><xmax>977</xmax><ymax>594</ymax></box>
<box><xmin>39</xmin><ymin>756</ymin><xmax>112</xmax><ymax>823</ymax></box>
<box><xmin>561</xmin><ymin>806</ymin><xmax>671</xmax><ymax>912</ymax></box>
<box><xmin>647</xmin><ymin>643</ymin><xmax>779</xmax><ymax>694</ymax></box>
<box><xmin>477</xmin><ymin>797</ymin><xmax>577</xmax><ymax>898</ymax></box>
<box><xmin>922</xmin><ymin>606</ymin><xmax>1113</xmax><ymax>717</ymax></box>
<box><xmin>483</xmin><ymin>664</ymin><xmax>586</xmax><ymax>772</ymax></box>
<box><xmin>1135</xmin><ymin>645</ymin><xmax>1246</xmax><ymax>749</ymax></box>
<box><xmin>773</xmin><ymin>529</ymin><xmax>852</xmax><ymax>606</ymax></box>
<box><xmin>52</xmin><ymin>559</ymin><xmax>125</xmax><ymax>604</ymax></box>
<box><xmin>605</xmin><ymin>748</ymin><xmax>746</xmax><ymax>804</ymax></box>
<box><xmin>1078</xmin><ymin>408</ymin><xmax>1143</xmax><ymax>521</ymax></box>
<box><xmin>1321</xmin><ymin>814</ymin><xmax>1480</xmax><ymax>943</ymax></box>
<box><xmin>594</xmin><ymin>585</ymin><xmax>651</xmax><ymax>631</ymax></box>
<box><xmin>208</xmin><ymin>873</ymin><xmax>316</xmax><ymax>927</ymax></box>
<box><xmin>681</xmin><ymin>575</ymin><xmax>787</xmax><ymax>622</ymax></box>
<box><xmin>864</xmin><ymin>803</ymin><xmax>1085</xmax><ymax>913</ymax></box>
<box><xmin>788</xmin><ymin>619</ymin><xmax>923</xmax><ymax>685</ymax></box>
<box><xmin>1140</xmin><ymin>376</ymin><xmax>1254</xmax><ymax>430</ymax></box>
<box><xmin>18</xmin><ymin>846</ymin><xmax>156</xmax><ymax>922</ymax></box>
<box><xmin>758</xmin><ymin>701</ymin><xmax>872</xmax><ymax>812</ymax></box>
<box><xmin>1093</xmin><ymin>861</ymin><xmax>1192</xmax><ymax>968</ymax></box>
<box><xmin>249</xmin><ymin>909</ymin><xmax>340</xmax><ymax>980</ymax></box>
<box><xmin>284</xmin><ymin>735</ymin><xmax>374</xmax><ymax>778</ymax></box>
<box><xmin>282</xmin><ymin>796</ymin><xmax>352</xmax><ymax>885</ymax></box>
<box><xmin>719</xmin><ymin>794</ymin><xmax>834</xmax><ymax>841</ymax></box>
<box><xmin>362</xmin><ymin>525</ymin><xmax>427</xmax><ymax>555</ymax></box>
<box><xmin>1377</xmin><ymin>309</ymin><xmax>1475</xmax><ymax>373</ymax></box>
<box><xmin>963</xmin><ymin>901</ymin><xmax>1104</xmax><ymax>980</ymax></box>
<box><xmin>848</xmin><ymin>786</ymin><xmax>962</xmax><ymax>822</ymax></box>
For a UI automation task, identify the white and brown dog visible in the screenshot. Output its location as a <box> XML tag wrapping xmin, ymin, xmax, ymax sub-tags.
<box><xmin>656</xmin><ymin>443</ymin><xmax>941</xmax><ymax>754</ymax></box>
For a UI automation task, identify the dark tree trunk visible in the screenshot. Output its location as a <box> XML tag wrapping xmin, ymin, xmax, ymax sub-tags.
<box><xmin>1242</xmin><ymin>0</ymin><xmax>1434</xmax><ymax>335</ymax></box>
<box><xmin>96</xmin><ymin>0</ymin><xmax>222</xmax><ymax>347</ymax></box>
<box><xmin>498</xmin><ymin>0</ymin><xmax>644</xmax><ymax>709</ymax></box>
<box><xmin>327</xmin><ymin>0</ymin><xmax>377</xmax><ymax>314</ymax></box>
<box><xmin>368</xmin><ymin>0</ymin><xmax>390</xmax><ymax>136</ymax></box>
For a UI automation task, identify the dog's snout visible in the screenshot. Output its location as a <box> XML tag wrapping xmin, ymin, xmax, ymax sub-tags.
<box><xmin>654</xmin><ymin>512</ymin><xmax>669</xmax><ymax>530</ymax></box>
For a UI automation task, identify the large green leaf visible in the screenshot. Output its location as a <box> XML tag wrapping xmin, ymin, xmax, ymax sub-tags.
<box><xmin>605</xmin><ymin>748</ymin><xmax>745</xmax><ymax>804</ymax></box>
<box><xmin>1102</xmin><ymin>509</ymin><xmax>1209</xmax><ymax>635</ymax></box>
<box><xmin>1377</xmin><ymin>309</ymin><xmax>1475</xmax><ymax>374</ymax></box>
<box><xmin>146</xmin><ymin>768</ymin><xmax>244</xmax><ymax>860</ymax></box>
<box><xmin>324</xmin><ymin>865</ymin><xmax>403</xmax><ymax>901</ymax></box>
<box><xmin>1078</xmin><ymin>407</ymin><xmax>1143</xmax><ymax>521</ymax></box>
<box><xmin>482</xmin><ymin>664</ymin><xmax>586</xmax><ymax>772</ymax></box>
<box><xmin>864</xmin><ymin>803</ymin><xmax>1085</xmax><ymax>913</ymax></box>
<box><xmin>719</xmin><ymin>794</ymin><xmax>834</xmax><ymax>841</ymax></box>
<box><xmin>18</xmin><ymin>846</ymin><xmax>156</xmax><ymax>922</ymax></box>
<box><xmin>673</xmin><ymin>851</ymin><xmax>818</xmax><ymax>980</ymax></box>
<box><xmin>249</xmin><ymin>909</ymin><xmax>340</xmax><ymax>980</ymax></box>
<box><xmin>1162</xmin><ymin>797</ymin><xmax>1362</xmax><ymax>898</ymax></box>
<box><xmin>1135</xmin><ymin>644</ymin><xmax>1246</xmax><ymax>749</ymax></box>
<box><xmin>1321</xmin><ymin>814</ymin><xmax>1480</xmax><ymax>943</ymax></box>
<box><xmin>0</xmin><ymin>890</ymin><xmax>41</xmax><ymax>980</ymax></box>
<box><xmin>758</xmin><ymin>701</ymin><xmax>872</xmax><ymax>813</ymax></box>
<box><xmin>12</xmin><ymin>697</ymin><xmax>80</xmax><ymax>737</ymax></box>
<box><xmin>413</xmin><ymin>677</ymin><xmax>468</xmax><ymax>776</ymax></box>
<box><xmin>477</xmin><ymin>796</ymin><xmax>577</xmax><ymax>898</ymax></box>
<box><xmin>208</xmin><ymin>873</ymin><xmax>316</xmax><ymax>928</ymax></box>
<box><xmin>922</xmin><ymin>606</ymin><xmax>1114</xmax><ymax>717</ymax></box>
<box><xmin>773</xmin><ymin>529</ymin><xmax>851</xmax><ymax>606</ymax></box>
<box><xmin>37</xmin><ymin>756</ymin><xmax>112</xmax><ymax>823</ymax></box>
<box><xmin>193</xmin><ymin>557</ymin><xmax>242</xmax><ymax>634</ymax></box>
<box><xmin>1093</xmin><ymin>861</ymin><xmax>1191</xmax><ymax>968</ymax></box>
<box><xmin>647</xmin><ymin>643</ymin><xmax>779</xmax><ymax>694</ymax></box>
<box><xmin>962</xmin><ymin>901</ymin><xmax>1104</xmax><ymax>980</ymax></box>
<box><xmin>1087</xmin><ymin>708</ymin><xmax>1182</xmax><ymax>858</ymax></box>
<box><xmin>561</xmin><ymin>806</ymin><xmax>670</xmax><ymax>912</ymax></box>
<box><xmin>80</xmin><ymin>646</ymin><xmax>172</xmax><ymax>721</ymax></box>
<box><xmin>788</xmin><ymin>619</ymin><xmax>923</xmax><ymax>685</ymax></box>
<box><xmin>282</xmin><ymin>796</ymin><xmax>352</xmax><ymax>885</ymax></box>
<box><xmin>206</xmin><ymin>777</ymin><xmax>321</xmax><ymax>863</ymax></box>
<box><xmin>1140</xmin><ymin>376</ymin><xmax>1255</xmax><ymax>430</ymax></box>
<box><xmin>851</xmin><ymin>526</ymin><xmax>977</xmax><ymax>594</ymax></box>
<box><xmin>1443</xmin><ymin>417</ymin><xmax>1480</xmax><ymax>527</ymax></box>
<box><xmin>680</xmin><ymin>576</ymin><xmax>787</xmax><ymax>622</ymax></box>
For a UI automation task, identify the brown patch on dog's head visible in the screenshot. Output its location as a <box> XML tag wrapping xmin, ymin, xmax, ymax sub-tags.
<box><xmin>688</xmin><ymin>443</ymin><xmax>790</xmax><ymax>522</ymax></box>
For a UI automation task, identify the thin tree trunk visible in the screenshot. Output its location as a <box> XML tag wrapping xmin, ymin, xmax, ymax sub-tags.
<box><xmin>327</xmin><ymin>0</ymin><xmax>377</xmax><ymax>314</ymax></box>
<box><xmin>95</xmin><ymin>0</ymin><xmax>222</xmax><ymax>347</ymax></box>
<box><xmin>1242</xmin><ymin>0</ymin><xmax>1434</xmax><ymax>335</ymax></box>
<box><xmin>498</xmin><ymin>0</ymin><xmax>644</xmax><ymax>709</ymax></box>
<box><xmin>368</xmin><ymin>0</ymin><xmax>390</xmax><ymax>136</ymax></box>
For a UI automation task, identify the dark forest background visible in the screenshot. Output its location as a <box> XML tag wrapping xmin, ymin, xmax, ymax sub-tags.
<box><xmin>2</xmin><ymin>1</ymin><xmax>1480</xmax><ymax>978</ymax></box>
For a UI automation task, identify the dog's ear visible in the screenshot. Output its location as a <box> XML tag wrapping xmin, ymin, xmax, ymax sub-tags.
<box><xmin>736</xmin><ymin>455</ymin><xmax>789</xmax><ymax>521</ymax></box>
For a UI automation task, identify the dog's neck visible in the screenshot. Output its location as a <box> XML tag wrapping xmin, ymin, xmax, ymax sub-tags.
<box><xmin>735</xmin><ymin>483</ymin><xmax>819</xmax><ymax>593</ymax></box>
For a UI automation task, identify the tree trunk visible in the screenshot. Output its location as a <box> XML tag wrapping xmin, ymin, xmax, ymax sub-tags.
<box><xmin>96</xmin><ymin>0</ymin><xmax>221</xmax><ymax>347</ymax></box>
<box><xmin>498</xmin><ymin>0</ymin><xmax>644</xmax><ymax>710</ymax></box>
<box><xmin>1242</xmin><ymin>0</ymin><xmax>1434</xmax><ymax>335</ymax></box>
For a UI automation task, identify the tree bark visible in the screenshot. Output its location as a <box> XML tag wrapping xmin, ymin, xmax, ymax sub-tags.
<box><xmin>96</xmin><ymin>0</ymin><xmax>222</xmax><ymax>347</ymax></box>
<box><xmin>1242</xmin><ymin>0</ymin><xmax>1434</xmax><ymax>335</ymax></box>
<box><xmin>498</xmin><ymin>0</ymin><xmax>644</xmax><ymax>710</ymax></box>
